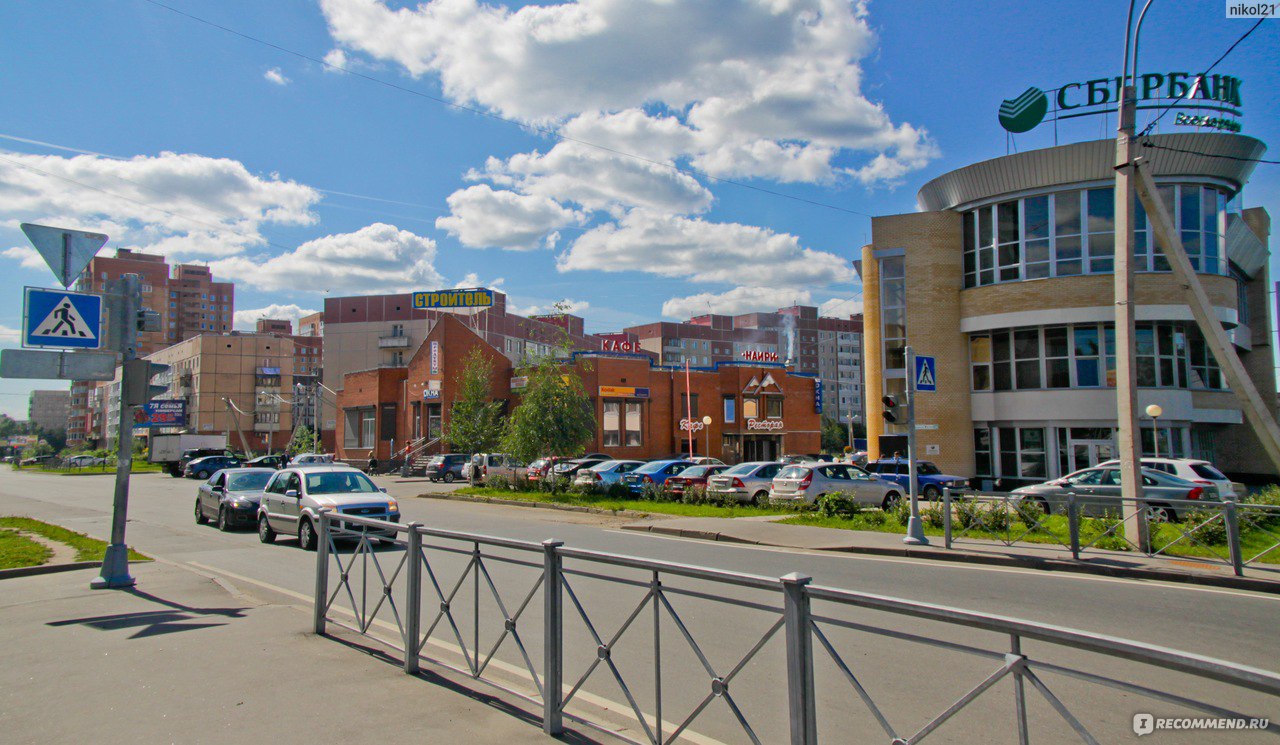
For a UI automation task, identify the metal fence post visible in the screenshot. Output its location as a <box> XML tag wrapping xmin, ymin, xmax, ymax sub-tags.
<box><xmin>543</xmin><ymin>539</ymin><xmax>565</xmax><ymax>736</ymax></box>
<box><xmin>1224</xmin><ymin>501</ymin><xmax>1244</xmax><ymax>577</ymax></box>
<box><xmin>1010</xmin><ymin>635</ymin><xmax>1029</xmax><ymax>745</ymax></box>
<box><xmin>781</xmin><ymin>572</ymin><xmax>817</xmax><ymax>745</ymax></box>
<box><xmin>404</xmin><ymin>524</ymin><xmax>423</xmax><ymax>674</ymax></box>
<box><xmin>313</xmin><ymin>509</ymin><xmax>330</xmax><ymax>635</ymax></box>
<box><xmin>943</xmin><ymin>487</ymin><xmax>953</xmax><ymax>549</ymax></box>
<box><xmin>1067</xmin><ymin>493</ymin><xmax>1081</xmax><ymax>561</ymax></box>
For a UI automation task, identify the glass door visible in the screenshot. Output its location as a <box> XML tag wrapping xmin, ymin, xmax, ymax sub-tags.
<box><xmin>1070</xmin><ymin>439</ymin><xmax>1114</xmax><ymax>473</ymax></box>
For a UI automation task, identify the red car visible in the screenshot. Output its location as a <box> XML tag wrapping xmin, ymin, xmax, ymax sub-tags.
<box><xmin>665</xmin><ymin>464</ymin><xmax>728</xmax><ymax>496</ymax></box>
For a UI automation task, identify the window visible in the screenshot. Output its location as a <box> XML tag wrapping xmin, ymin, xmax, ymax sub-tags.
<box><xmin>880</xmin><ymin>255</ymin><xmax>906</xmax><ymax>371</ymax></box>
<box><xmin>603</xmin><ymin>402</ymin><xmax>621</xmax><ymax>447</ymax></box>
<box><xmin>742</xmin><ymin>396</ymin><xmax>759</xmax><ymax>419</ymax></box>
<box><xmin>1023</xmin><ymin>195</ymin><xmax>1050</xmax><ymax>279</ymax></box>
<box><xmin>625</xmin><ymin>402</ymin><xmax>642</xmax><ymax>446</ymax></box>
<box><xmin>974</xmin><ymin>428</ymin><xmax>992</xmax><ymax>477</ymax></box>
<box><xmin>680</xmin><ymin>393</ymin><xmax>699</xmax><ymax>419</ymax></box>
<box><xmin>998</xmin><ymin>427</ymin><xmax>1046</xmax><ymax>480</ymax></box>
<box><xmin>1086</xmin><ymin>189</ymin><xmax>1115</xmax><ymax>273</ymax></box>
<box><xmin>1013</xmin><ymin>329</ymin><xmax>1040</xmax><ymax>389</ymax></box>
<box><xmin>766</xmin><ymin>396</ymin><xmax>783</xmax><ymax>418</ymax></box>
<box><xmin>997</xmin><ymin>200</ymin><xmax>1020</xmax><ymax>281</ymax></box>
<box><xmin>723</xmin><ymin>395</ymin><xmax>736</xmax><ymax>423</ymax></box>
<box><xmin>1044</xmin><ymin>327</ymin><xmax>1070</xmax><ymax>388</ymax></box>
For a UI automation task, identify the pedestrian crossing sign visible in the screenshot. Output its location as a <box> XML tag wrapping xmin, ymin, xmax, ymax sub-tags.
<box><xmin>914</xmin><ymin>355</ymin><xmax>937</xmax><ymax>392</ymax></box>
<box><xmin>23</xmin><ymin>287</ymin><xmax>103</xmax><ymax>350</ymax></box>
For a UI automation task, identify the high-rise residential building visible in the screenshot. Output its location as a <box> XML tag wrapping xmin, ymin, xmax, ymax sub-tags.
<box><xmin>67</xmin><ymin>249</ymin><xmax>235</xmax><ymax>447</ymax></box>
<box><xmin>253</xmin><ymin>319</ymin><xmax>323</xmax><ymax>434</ymax></box>
<box><xmin>28</xmin><ymin>390</ymin><xmax>70</xmax><ymax>433</ymax></box>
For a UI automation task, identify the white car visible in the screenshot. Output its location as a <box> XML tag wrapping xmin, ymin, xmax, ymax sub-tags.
<box><xmin>66</xmin><ymin>454</ymin><xmax>106</xmax><ymax>468</ymax></box>
<box><xmin>769</xmin><ymin>462</ymin><xmax>902</xmax><ymax>508</ymax></box>
<box><xmin>1096</xmin><ymin>457</ymin><xmax>1236</xmax><ymax>499</ymax></box>
<box><xmin>287</xmin><ymin>453</ymin><xmax>335</xmax><ymax>467</ymax></box>
<box><xmin>257</xmin><ymin>465</ymin><xmax>399</xmax><ymax>550</ymax></box>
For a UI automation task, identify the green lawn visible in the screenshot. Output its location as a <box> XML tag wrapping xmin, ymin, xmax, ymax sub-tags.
<box><xmin>14</xmin><ymin>460</ymin><xmax>165</xmax><ymax>476</ymax></box>
<box><xmin>0</xmin><ymin>529</ymin><xmax>52</xmax><ymax>570</ymax></box>
<box><xmin>0</xmin><ymin>517</ymin><xmax>149</xmax><ymax>563</ymax></box>
<box><xmin>454</xmin><ymin>486</ymin><xmax>794</xmax><ymax>519</ymax></box>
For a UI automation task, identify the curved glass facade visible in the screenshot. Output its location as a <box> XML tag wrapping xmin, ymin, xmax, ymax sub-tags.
<box><xmin>961</xmin><ymin>184</ymin><xmax>1227</xmax><ymax>288</ymax></box>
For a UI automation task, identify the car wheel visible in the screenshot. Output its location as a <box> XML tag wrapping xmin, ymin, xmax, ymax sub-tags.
<box><xmin>751</xmin><ymin>490</ymin><xmax>770</xmax><ymax>506</ymax></box>
<box><xmin>217</xmin><ymin>506</ymin><xmax>230</xmax><ymax>532</ymax></box>
<box><xmin>444</xmin><ymin>472</ymin><xmax>456</xmax><ymax>484</ymax></box>
<box><xmin>922</xmin><ymin>485</ymin><xmax>941</xmax><ymax>501</ymax></box>
<box><xmin>258</xmin><ymin>514</ymin><xmax>276</xmax><ymax>544</ymax></box>
<box><xmin>298</xmin><ymin>518</ymin><xmax>317</xmax><ymax>551</ymax></box>
<box><xmin>1033</xmin><ymin>498</ymin><xmax>1051</xmax><ymax>515</ymax></box>
<box><xmin>195</xmin><ymin>498</ymin><xmax>207</xmax><ymax>525</ymax></box>
<box><xmin>882</xmin><ymin>492</ymin><xmax>902</xmax><ymax>510</ymax></box>
<box><xmin>196</xmin><ymin>469</ymin><xmax>209</xmax><ymax>480</ymax></box>
<box><xmin>1148</xmin><ymin>504</ymin><xmax>1177</xmax><ymax>523</ymax></box>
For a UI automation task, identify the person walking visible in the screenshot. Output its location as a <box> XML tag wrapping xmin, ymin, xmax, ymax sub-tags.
<box><xmin>368</xmin><ymin>454</ymin><xmax>379</xmax><ymax>474</ymax></box>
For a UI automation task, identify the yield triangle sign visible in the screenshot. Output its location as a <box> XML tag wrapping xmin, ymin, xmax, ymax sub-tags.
<box><xmin>33</xmin><ymin>296</ymin><xmax>96</xmax><ymax>340</ymax></box>
<box><xmin>20</xmin><ymin>223</ymin><xmax>108</xmax><ymax>288</ymax></box>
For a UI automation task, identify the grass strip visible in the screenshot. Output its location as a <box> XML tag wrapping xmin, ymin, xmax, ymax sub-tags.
<box><xmin>454</xmin><ymin>486</ymin><xmax>792</xmax><ymax>519</ymax></box>
<box><xmin>0</xmin><ymin>517</ymin><xmax>149</xmax><ymax>563</ymax></box>
<box><xmin>0</xmin><ymin>529</ymin><xmax>52</xmax><ymax>570</ymax></box>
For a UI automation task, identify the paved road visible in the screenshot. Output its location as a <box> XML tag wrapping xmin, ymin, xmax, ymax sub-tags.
<box><xmin>2</xmin><ymin>469</ymin><xmax>1276</xmax><ymax>743</ymax></box>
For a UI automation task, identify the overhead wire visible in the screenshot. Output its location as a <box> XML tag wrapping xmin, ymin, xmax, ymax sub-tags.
<box><xmin>139</xmin><ymin>0</ymin><xmax>875</xmax><ymax>219</ymax></box>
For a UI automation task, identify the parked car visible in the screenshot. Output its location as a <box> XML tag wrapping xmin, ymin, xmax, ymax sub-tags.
<box><xmin>621</xmin><ymin>460</ymin><xmax>695</xmax><ymax>494</ymax></box>
<box><xmin>287</xmin><ymin>453</ymin><xmax>334</xmax><ymax>467</ymax></box>
<box><xmin>573</xmin><ymin>460</ymin><xmax>645</xmax><ymax>489</ymax></box>
<box><xmin>245</xmin><ymin>454</ymin><xmax>287</xmax><ymax>470</ymax></box>
<box><xmin>781</xmin><ymin>453</ymin><xmax>827</xmax><ymax>465</ymax></box>
<box><xmin>665</xmin><ymin>464</ymin><xmax>728</xmax><ymax>496</ymax></box>
<box><xmin>180</xmin><ymin>447</ymin><xmax>233</xmax><ymax>472</ymax></box>
<box><xmin>689</xmin><ymin>457</ymin><xmax>725</xmax><ymax>466</ymax></box>
<box><xmin>1011</xmin><ymin>466</ymin><xmax>1219</xmax><ymax>522</ymax></box>
<box><xmin>257</xmin><ymin>465</ymin><xmax>399</xmax><ymax>550</ymax></box>
<box><xmin>66</xmin><ymin>454</ymin><xmax>107</xmax><ymax>468</ymax></box>
<box><xmin>769</xmin><ymin>463</ymin><xmax>902</xmax><ymax>508</ymax></box>
<box><xmin>863</xmin><ymin>458</ymin><xmax>969</xmax><ymax>500</ymax></box>
<box><xmin>184</xmin><ymin>455</ymin><xmax>243</xmax><ymax>479</ymax></box>
<box><xmin>19</xmin><ymin>455</ymin><xmax>54</xmax><ymax>467</ymax></box>
<box><xmin>706</xmin><ymin>462</ymin><xmax>785</xmax><ymax>504</ymax></box>
<box><xmin>1096</xmin><ymin>457</ymin><xmax>1236</xmax><ymax>499</ymax></box>
<box><xmin>425</xmin><ymin>453</ymin><xmax>470</xmax><ymax>483</ymax></box>
<box><xmin>552</xmin><ymin>457</ymin><xmax>609</xmax><ymax>478</ymax></box>
<box><xmin>463</xmin><ymin>453</ymin><xmax>526</xmax><ymax>484</ymax></box>
<box><xmin>195</xmin><ymin>467</ymin><xmax>276</xmax><ymax>531</ymax></box>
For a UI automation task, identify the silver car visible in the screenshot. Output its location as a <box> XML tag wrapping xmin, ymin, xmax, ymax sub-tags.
<box><xmin>706</xmin><ymin>461</ymin><xmax>785</xmax><ymax>504</ymax></box>
<box><xmin>1011</xmin><ymin>466</ymin><xmax>1220</xmax><ymax>522</ymax></box>
<box><xmin>574</xmin><ymin>460</ymin><xmax>645</xmax><ymax>488</ymax></box>
<box><xmin>257</xmin><ymin>465</ymin><xmax>400</xmax><ymax>550</ymax></box>
<box><xmin>769</xmin><ymin>463</ymin><xmax>903</xmax><ymax>508</ymax></box>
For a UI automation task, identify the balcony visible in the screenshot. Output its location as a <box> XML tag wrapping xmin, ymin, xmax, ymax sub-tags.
<box><xmin>378</xmin><ymin>335</ymin><xmax>410</xmax><ymax>348</ymax></box>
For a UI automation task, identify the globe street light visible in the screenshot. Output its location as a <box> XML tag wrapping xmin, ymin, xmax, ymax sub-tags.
<box><xmin>701</xmin><ymin>415</ymin><xmax>712</xmax><ymax>460</ymax></box>
<box><xmin>1146</xmin><ymin>404</ymin><xmax>1163</xmax><ymax>458</ymax></box>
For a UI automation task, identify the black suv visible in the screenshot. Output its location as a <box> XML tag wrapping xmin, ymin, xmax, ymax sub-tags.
<box><xmin>424</xmin><ymin>454</ymin><xmax>469</xmax><ymax>483</ymax></box>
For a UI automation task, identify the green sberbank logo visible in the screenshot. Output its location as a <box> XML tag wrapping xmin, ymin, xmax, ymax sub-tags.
<box><xmin>999</xmin><ymin>87</ymin><xmax>1049</xmax><ymax>133</ymax></box>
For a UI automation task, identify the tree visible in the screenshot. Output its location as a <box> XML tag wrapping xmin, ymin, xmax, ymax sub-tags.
<box><xmin>442</xmin><ymin>347</ymin><xmax>505</xmax><ymax>456</ymax></box>
<box><xmin>287</xmin><ymin>425</ymin><xmax>320</xmax><ymax>455</ymax></box>
<box><xmin>500</xmin><ymin>360</ymin><xmax>595</xmax><ymax>465</ymax></box>
<box><xmin>821</xmin><ymin>415</ymin><xmax>866</xmax><ymax>453</ymax></box>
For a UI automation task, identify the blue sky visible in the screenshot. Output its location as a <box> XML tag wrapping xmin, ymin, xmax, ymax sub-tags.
<box><xmin>1</xmin><ymin>1</ymin><xmax>1276</xmax><ymax>418</ymax></box>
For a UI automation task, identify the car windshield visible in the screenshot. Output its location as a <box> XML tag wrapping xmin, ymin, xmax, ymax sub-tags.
<box><xmin>590</xmin><ymin>461</ymin><xmax>620</xmax><ymax>471</ymax></box>
<box><xmin>306</xmin><ymin>471</ymin><xmax>379</xmax><ymax>494</ymax></box>
<box><xmin>227</xmin><ymin>472</ymin><xmax>273</xmax><ymax>491</ymax></box>
<box><xmin>778</xmin><ymin>466</ymin><xmax>809</xmax><ymax>479</ymax></box>
<box><xmin>635</xmin><ymin>461</ymin><xmax>672</xmax><ymax>474</ymax></box>
<box><xmin>1191</xmin><ymin>463</ymin><xmax>1228</xmax><ymax>480</ymax></box>
<box><xmin>722</xmin><ymin>463</ymin><xmax>758</xmax><ymax>476</ymax></box>
<box><xmin>682</xmin><ymin>466</ymin><xmax>715</xmax><ymax>478</ymax></box>
<box><xmin>917</xmin><ymin>462</ymin><xmax>941</xmax><ymax>475</ymax></box>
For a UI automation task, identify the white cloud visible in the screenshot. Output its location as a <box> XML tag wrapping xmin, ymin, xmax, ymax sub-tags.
<box><xmin>0</xmin><ymin>150</ymin><xmax>320</xmax><ymax>259</ymax></box>
<box><xmin>233</xmin><ymin>304</ymin><xmax>319</xmax><ymax>331</ymax></box>
<box><xmin>558</xmin><ymin>210</ymin><xmax>854</xmax><ymax>288</ymax></box>
<box><xmin>819</xmin><ymin>296</ymin><xmax>863</xmax><ymax>318</ymax></box>
<box><xmin>0</xmin><ymin>324</ymin><xmax>19</xmax><ymax>344</ymax></box>
<box><xmin>662</xmin><ymin>286</ymin><xmax>812</xmax><ymax>320</ymax></box>
<box><xmin>210</xmin><ymin>222</ymin><xmax>444</xmax><ymax>295</ymax></box>
<box><xmin>264</xmin><ymin>67</ymin><xmax>291</xmax><ymax>86</ymax></box>
<box><xmin>436</xmin><ymin>184</ymin><xmax>584</xmax><ymax>250</ymax></box>
<box><xmin>510</xmin><ymin>298</ymin><xmax>591</xmax><ymax>317</ymax></box>
<box><xmin>452</xmin><ymin>273</ymin><xmax>504</xmax><ymax>289</ymax></box>
<box><xmin>3</xmin><ymin>246</ymin><xmax>45</xmax><ymax>270</ymax></box>
<box><xmin>323</xmin><ymin>48</ymin><xmax>349</xmax><ymax>70</ymax></box>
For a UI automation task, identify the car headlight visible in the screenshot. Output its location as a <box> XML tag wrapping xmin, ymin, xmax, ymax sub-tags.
<box><xmin>387</xmin><ymin>499</ymin><xmax>399</xmax><ymax>513</ymax></box>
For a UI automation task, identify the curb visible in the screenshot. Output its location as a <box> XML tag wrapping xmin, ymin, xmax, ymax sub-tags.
<box><xmin>417</xmin><ymin>491</ymin><xmax>659</xmax><ymax>520</ymax></box>
<box><xmin>0</xmin><ymin>561</ymin><xmax>101</xmax><ymax>580</ymax></box>
<box><xmin>623</xmin><ymin>524</ymin><xmax>1280</xmax><ymax>595</ymax></box>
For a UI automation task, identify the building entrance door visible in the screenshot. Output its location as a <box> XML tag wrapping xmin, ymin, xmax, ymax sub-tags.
<box><xmin>743</xmin><ymin>435</ymin><xmax>781</xmax><ymax>462</ymax></box>
<box><xmin>427</xmin><ymin>404</ymin><xmax>442</xmax><ymax>440</ymax></box>
<box><xmin>1070</xmin><ymin>439</ymin><xmax>1114</xmax><ymax>473</ymax></box>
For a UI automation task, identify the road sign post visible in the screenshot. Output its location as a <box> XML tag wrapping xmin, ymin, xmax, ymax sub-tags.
<box><xmin>903</xmin><ymin>347</ymin><xmax>928</xmax><ymax>546</ymax></box>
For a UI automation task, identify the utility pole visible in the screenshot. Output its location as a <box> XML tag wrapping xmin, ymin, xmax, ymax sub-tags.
<box><xmin>903</xmin><ymin>346</ymin><xmax>927</xmax><ymax>545</ymax></box>
<box><xmin>92</xmin><ymin>274</ymin><xmax>141</xmax><ymax>589</ymax></box>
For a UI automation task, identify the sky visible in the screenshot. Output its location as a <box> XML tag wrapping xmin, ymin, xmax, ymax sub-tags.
<box><xmin>0</xmin><ymin>1</ymin><xmax>1276</xmax><ymax>418</ymax></box>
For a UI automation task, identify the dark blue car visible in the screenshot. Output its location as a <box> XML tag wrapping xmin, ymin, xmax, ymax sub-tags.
<box><xmin>863</xmin><ymin>458</ymin><xmax>968</xmax><ymax>500</ymax></box>
<box><xmin>621</xmin><ymin>459</ymin><xmax>695</xmax><ymax>494</ymax></box>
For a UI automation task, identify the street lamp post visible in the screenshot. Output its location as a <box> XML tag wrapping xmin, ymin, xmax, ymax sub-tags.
<box><xmin>701</xmin><ymin>415</ymin><xmax>712</xmax><ymax>460</ymax></box>
<box><xmin>1146</xmin><ymin>404</ymin><xmax>1164</xmax><ymax>459</ymax></box>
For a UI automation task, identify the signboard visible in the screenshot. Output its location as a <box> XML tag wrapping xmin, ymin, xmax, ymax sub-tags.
<box><xmin>133</xmin><ymin>400</ymin><xmax>187</xmax><ymax>429</ymax></box>
<box><xmin>510</xmin><ymin>376</ymin><xmax>529</xmax><ymax>390</ymax></box>
<box><xmin>0</xmin><ymin>348</ymin><xmax>117</xmax><ymax>381</ymax></box>
<box><xmin>424</xmin><ymin>389</ymin><xmax>441</xmax><ymax>400</ymax></box>
<box><xmin>678</xmin><ymin>418</ymin><xmax>705</xmax><ymax>432</ymax></box>
<box><xmin>814</xmin><ymin>379</ymin><xmax>823</xmax><ymax>414</ymax></box>
<box><xmin>23</xmin><ymin>287</ymin><xmax>102</xmax><ymax>349</ymax></box>
<box><xmin>915</xmin><ymin>355</ymin><xmax>937</xmax><ymax>392</ymax></box>
<box><xmin>746</xmin><ymin>419</ymin><xmax>784</xmax><ymax>431</ymax></box>
<box><xmin>741</xmin><ymin>349</ymin><xmax>779</xmax><ymax>362</ymax></box>
<box><xmin>19</xmin><ymin>223</ymin><xmax>108</xmax><ymax>288</ymax></box>
<box><xmin>915</xmin><ymin>424</ymin><xmax>939</xmax><ymax>431</ymax></box>
<box><xmin>925</xmin><ymin>444</ymin><xmax>941</xmax><ymax>455</ymax></box>
<box><xmin>257</xmin><ymin>367</ymin><xmax>281</xmax><ymax>376</ymax></box>
<box><xmin>430</xmin><ymin>341</ymin><xmax>440</xmax><ymax>375</ymax></box>
<box><xmin>998</xmin><ymin>72</ymin><xmax>1243</xmax><ymax>134</ymax></box>
<box><xmin>599</xmin><ymin>386</ymin><xmax>650</xmax><ymax>398</ymax></box>
<box><xmin>412</xmin><ymin>288</ymin><xmax>494</xmax><ymax>309</ymax></box>
<box><xmin>597</xmin><ymin>334</ymin><xmax>642</xmax><ymax>353</ymax></box>
<box><xmin>8</xmin><ymin>435</ymin><xmax>38</xmax><ymax>447</ymax></box>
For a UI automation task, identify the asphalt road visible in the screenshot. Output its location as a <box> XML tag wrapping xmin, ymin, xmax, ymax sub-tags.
<box><xmin>2</xmin><ymin>469</ymin><xmax>1277</xmax><ymax>743</ymax></box>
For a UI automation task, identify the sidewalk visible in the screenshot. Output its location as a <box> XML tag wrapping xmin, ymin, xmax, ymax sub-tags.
<box><xmin>622</xmin><ymin>516</ymin><xmax>1280</xmax><ymax>593</ymax></box>
<box><xmin>0</xmin><ymin>562</ymin><xmax>563</xmax><ymax>744</ymax></box>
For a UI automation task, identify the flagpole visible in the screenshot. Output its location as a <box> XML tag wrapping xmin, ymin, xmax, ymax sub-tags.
<box><xmin>684</xmin><ymin>359</ymin><xmax>694</xmax><ymax>459</ymax></box>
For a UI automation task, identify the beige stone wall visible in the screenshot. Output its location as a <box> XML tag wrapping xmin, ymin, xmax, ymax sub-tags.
<box><xmin>861</xmin><ymin>244</ymin><xmax>883</xmax><ymax>459</ymax></box>
<box><xmin>959</xmin><ymin>274</ymin><xmax>1239</xmax><ymax>320</ymax></box>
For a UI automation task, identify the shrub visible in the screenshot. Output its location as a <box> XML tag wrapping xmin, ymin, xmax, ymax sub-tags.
<box><xmin>567</xmin><ymin>480</ymin><xmax>598</xmax><ymax>496</ymax></box>
<box><xmin>1245</xmin><ymin>484</ymin><xmax>1280</xmax><ymax>507</ymax></box>
<box><xmin>607</xmin><ymin>482</ymin><xmax>630</xmax><ymax>499</ymax></box>
<box><xmin>890</xmin><ymin>498</ymin><xmax>912</xmax><ymax>527</ymax></box>
<box><xmin>681</xmin><ymin>485</ymin><xmax>709</xmax><ymax>504</ymax></box>
<box><xmin>486</xmin><ymin>474</ymin><xmax>512</xmax><ymax>491</ymax></box>
<box><xmin>921</xmin><ymin>504</ymin><xmax>945</xmax><ymax>529</ymax></box>
<box><xmin>639</xmin><ymin>482</ymin><xmax>666</xmax><ymax>502</ymax></box>
<box><xmin>537</xmin><ymin>476</ymin><xmax>571</xmax><ymax>495</ymax></box>
<box><xmin>860</xmin><ymin>509</ymin><xmax>888</xmax><ymax>526</ymax></box>
<box><xmin>1182</xmin><ymin>509</ymin><xmax>1228</xmax><ymax>546</ymax></box>
<box><xmin>955</xmin><ymin>499</ymin><xmax>981</xmax><ymax>530</ymax></box>
<box><xmin>1013</xmin><ymin>499</ymin><xmax>1046</xmax><ymax>531</ymax></box>
<box><xmin>985</xmin><ymin>502</ymin><xmax>1011</xmax><ymax>533</ymax></box>
<box><xmin>817</xmin><ymin>493</ymin><xmax>862</xmax><ymax>519</ymax></box>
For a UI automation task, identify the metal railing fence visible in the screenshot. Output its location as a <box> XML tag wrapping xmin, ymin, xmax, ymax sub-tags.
<box><xmin>942</xmin><ymin>488</ymin><xmax>1280</xmax><ymax>576</ymax></box>
<box><xmin>312</xmin><ymin>509</ymin><xmax>1280</xmax><ymax>744</ymax></box>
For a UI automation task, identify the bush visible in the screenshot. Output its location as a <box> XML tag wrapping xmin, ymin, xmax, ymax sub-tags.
<box><xmin>955</xmin><ymin>499</ymin><xmax>981</xmax><ymax>530</ymax></box>
<box><xmin>536</xmin><ymin>476</ymin><xmax>571</xmax><ymax>495</ymax></box>
<box><xmin>1183</xmin><ymin>509</ymin><xmax>1228</xmax><ymax>545</ymax></box>
<box><xmin>985</xmin><ymin>502</ymin><xmax>1011</xmax><ymax>532</ymax></box>
<box><xmin>606</xmin><ymin>482</ymin><xmax>630</xmax><ymax>499</ymax></box>
<box><xmin>817</xmin><ymin>493</ymin><xmax>862</xmax><ymax>519</ymax></box>
<box><xmin>921</xmin><ymin>503</ymin><xmax>945</xmax><ymax>529</ymax></box>
<box><xmin>568</xmin><ymin>480</ymin><xmax>598</xmax><ymax>496</ymax></box>
<box><xmin>860</xmin><ymin>509</ymin><xmax>888</xmax><ymax>526</ymax></box>
<box><xmin>1245</xmin><ymin>484</ymin><xmax>1280</xmax><ymax>507</ymax></box>
<box><xmin>890</xmin><ymin>498</ymin><xmax>911</xmax><ymax>527</ymax></box>
<box><xmin>486</xmin><ymin>474</ymin><xmax>512</xmax><ymax>491</ymax></box>
<box><xmin>1014</xmin><ymin>499</ymin><xmax>1047</xmax><ymax>531</ymax></box>
<box><xmin>639</xmin><ymin>482</ymin><xmax>667</xmax><ymax>502</ymax></box>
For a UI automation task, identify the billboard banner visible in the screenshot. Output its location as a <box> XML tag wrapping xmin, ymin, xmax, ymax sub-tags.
<box><xmin>134</xmin><ymin>400</ymin><xmax>187</xmax><ymax>429</ymax></box>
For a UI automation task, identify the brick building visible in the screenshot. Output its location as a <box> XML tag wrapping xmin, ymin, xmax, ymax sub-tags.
<box><xmin>335</xmin><ymin>315</ymin><xmax>821</xmax><ymax>464</ymax></box>
<box><xmin>28</xmin><ymin>390</ymin><xmax>70</xmax><ymax>433</ymax></box>
<box><xmin>253</xmin><ymin>319</ymin><xmax>323</xmax><ymax>434</ymax></box>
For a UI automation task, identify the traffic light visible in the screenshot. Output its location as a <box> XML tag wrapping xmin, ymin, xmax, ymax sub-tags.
<box><xmin>881</xmin><ymin>395</ymin><xmax>899</xmax><ymax>424</ymax></box>
<box><xmin>122</xmin><ymin>358</ymin><xmax>170</xmax><ymax>406</ymax></box>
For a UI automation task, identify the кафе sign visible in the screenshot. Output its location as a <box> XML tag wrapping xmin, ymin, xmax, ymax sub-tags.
<box><xmin>998</xmin><ymin>71</ymin><xmax>1243</xmax><ymax>134</ymax></box>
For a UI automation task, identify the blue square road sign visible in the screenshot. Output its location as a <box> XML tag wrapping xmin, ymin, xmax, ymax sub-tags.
<box><xmin>915</xmin><ymin>355</ymin><xmax>937</xmax><ymax>392</ymax></box>
<box><xmin>23</xmin><ymin>287</ymin><xmax>103</xmax><ymax>350</ymax></box>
